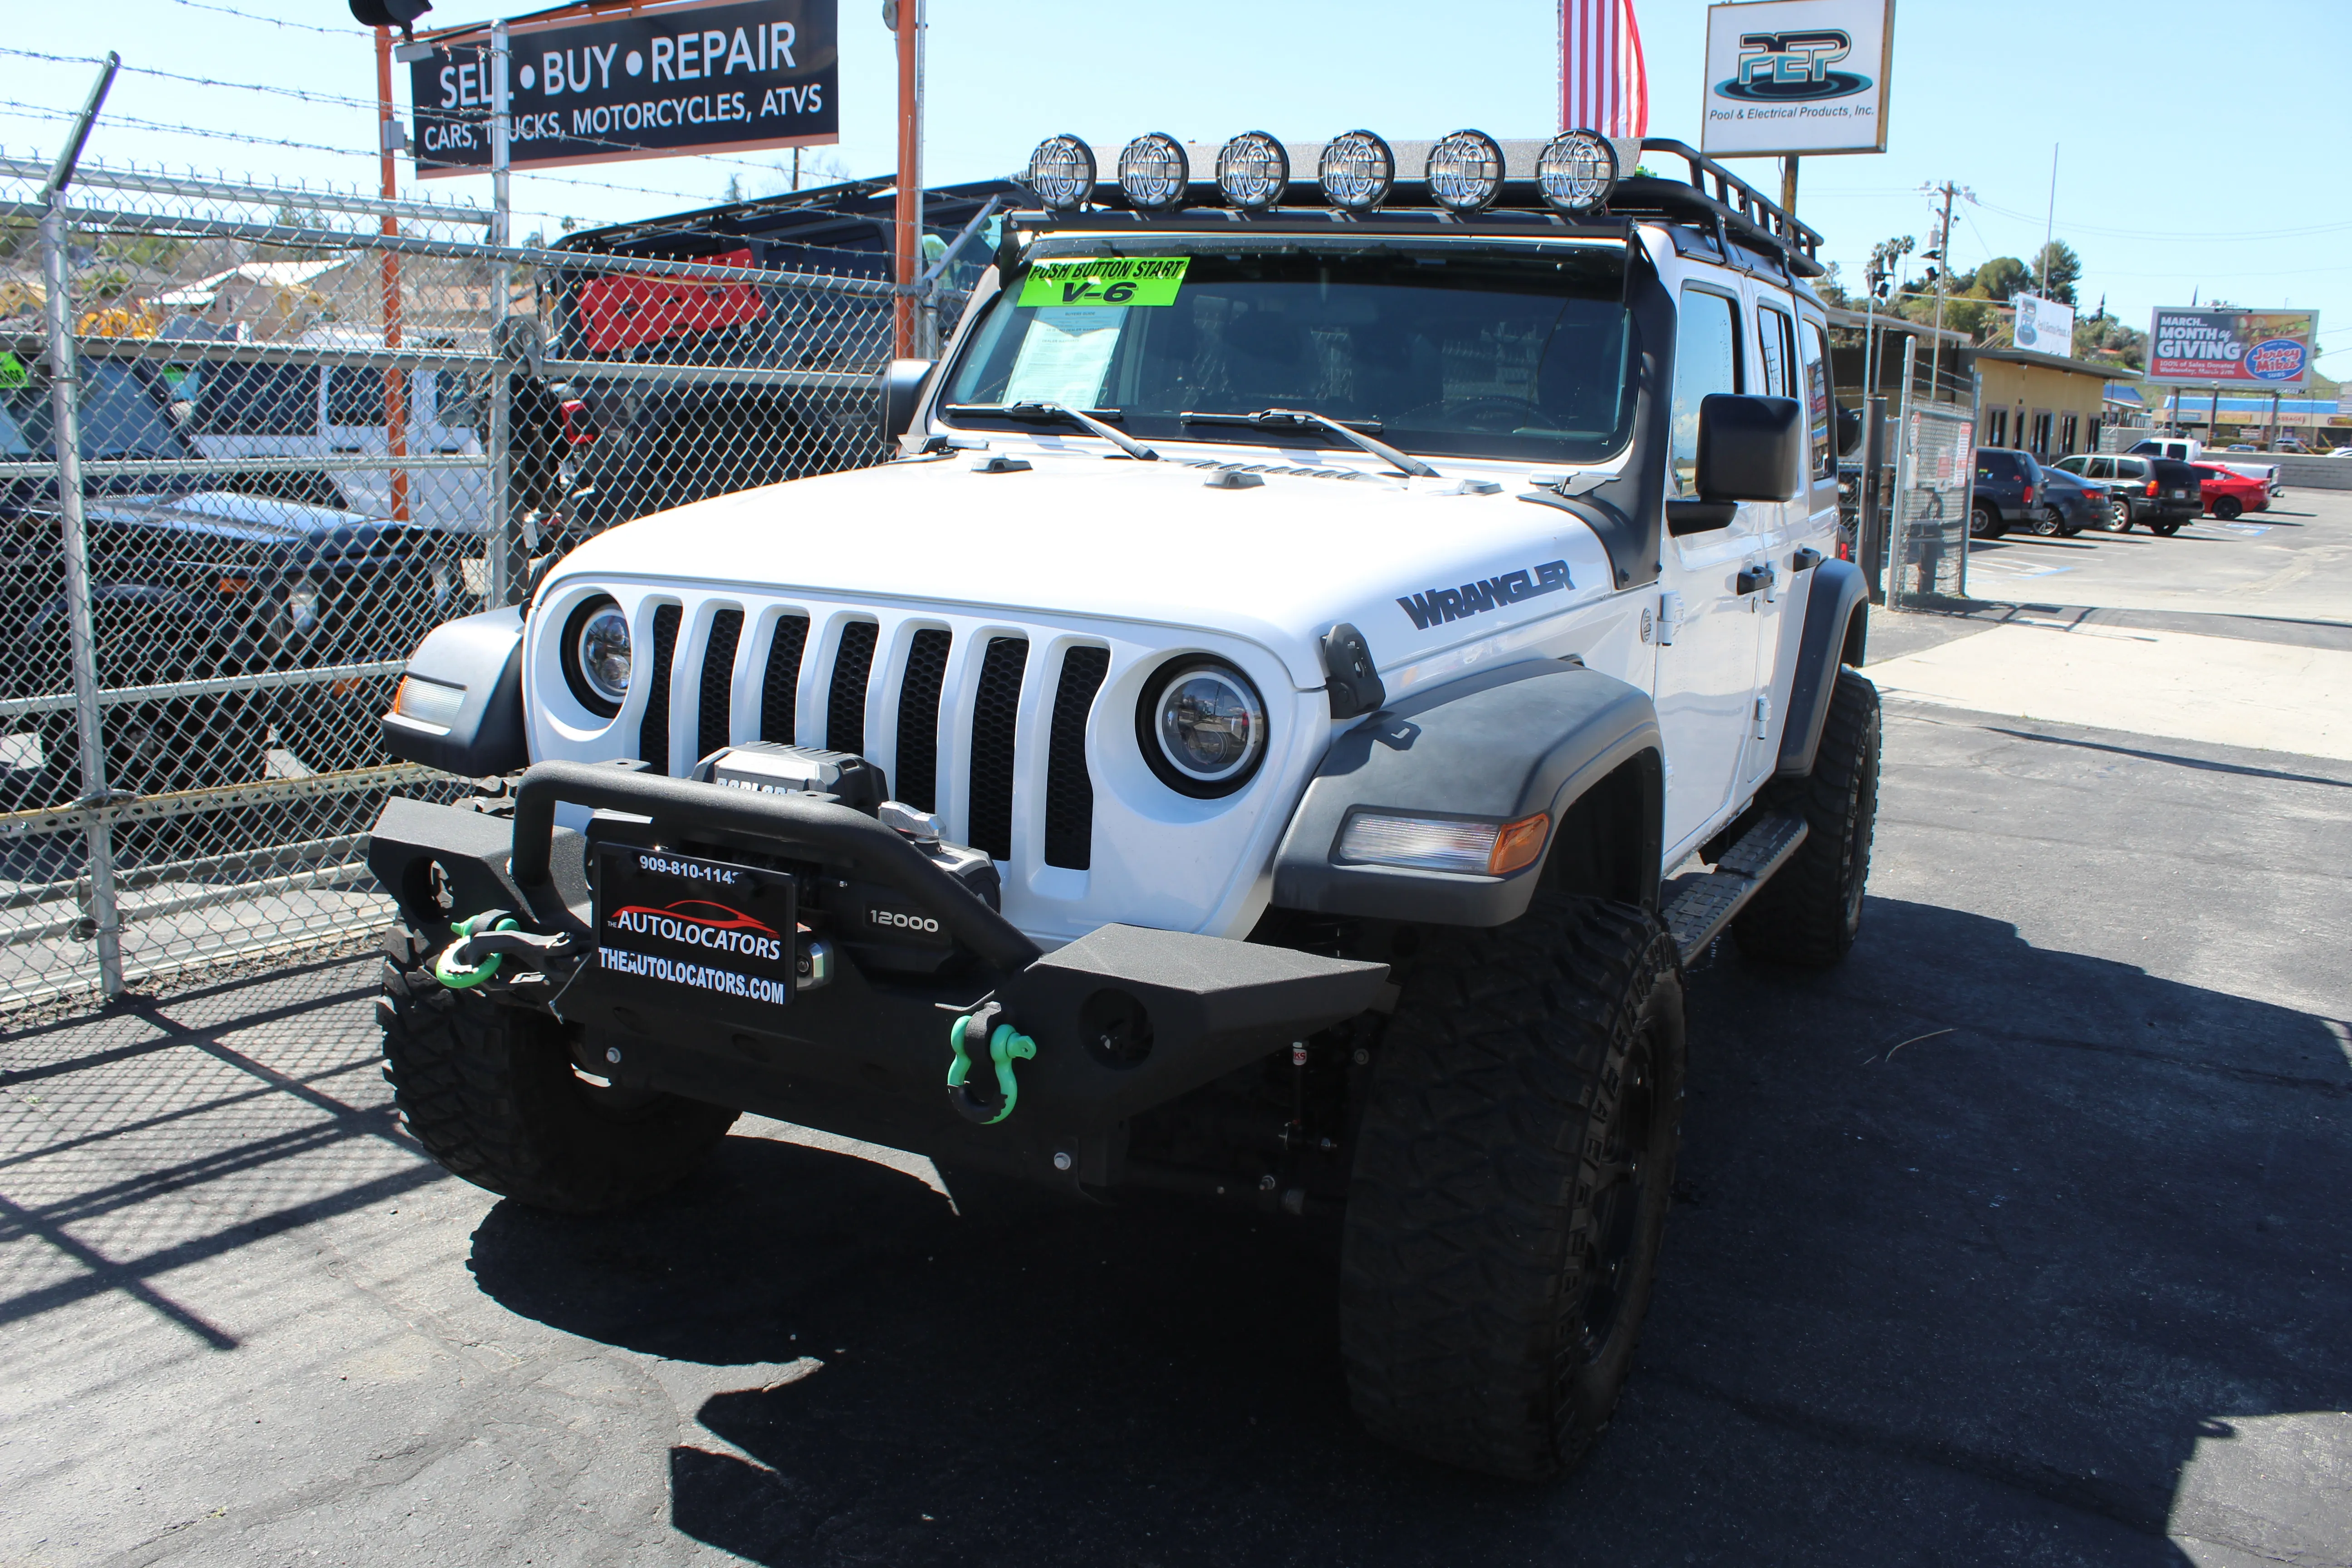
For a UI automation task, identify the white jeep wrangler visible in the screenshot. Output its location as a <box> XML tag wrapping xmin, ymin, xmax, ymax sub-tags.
<box><xmin>365</xmin><ymin>130</ymin><xmax>1878</xmax><ymax>1481</ymax></box>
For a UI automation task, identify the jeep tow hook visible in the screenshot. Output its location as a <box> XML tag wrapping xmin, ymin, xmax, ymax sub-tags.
<box><xmin>946</xmin><ymin>1002</ymin><xmax>1036</xmax><ymax>1126</ymax></box>
<box><xmin>433</xmin><ymin>910</ymin><xmax>582</xmax><ymax>991</ymax></box>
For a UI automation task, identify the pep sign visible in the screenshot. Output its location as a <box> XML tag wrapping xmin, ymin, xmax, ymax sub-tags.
<box><xmin>411</xmin><ymin>0</ymin><xmax>837</xmax><ymax>176</ymax></box>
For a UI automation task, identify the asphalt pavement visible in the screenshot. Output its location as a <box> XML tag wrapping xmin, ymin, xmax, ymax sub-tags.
<box><xmin>3</xmin><ymin>683</ymin><xmax>2347</xmax><ymax>1567</ymax></box>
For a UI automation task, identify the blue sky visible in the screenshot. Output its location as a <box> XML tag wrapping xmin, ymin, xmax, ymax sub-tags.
<box><xmin>8</xmin><ymin>0</ymin><xmax>2347</xmax><ymax>378</ymax></box>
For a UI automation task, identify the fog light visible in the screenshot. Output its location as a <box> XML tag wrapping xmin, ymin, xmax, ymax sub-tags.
<box><xmin>1318</xmin><ymin>130</ymin><xmax>1394</xmax><ymax>213</ymax></box>
<box><xmin>1215</xmin><ymin>131</ymin><xmax>1289</xmax><ymax>210</ymax></box>
<box><xmin>1537</xmin><ymin>129</ymin><xmax>1617</xmax><ymax>213</ymax></box>
<box><xmin>1337</xmin><ymin>810</ymin><xmax>1548</xmax><ymax>875</ymax></box>
<box><xmin>1026</xmin><ymin>134</ymin><xmax>1096</xmax><ymax>211</ymax></box>
<box><xmin>1426</xmin><ymin>129</ymin><xmax>1504</xmax><ymax>213</ymax></box>
<box><xmin>1117</xmin><ymin>132</ymin><xmax>1190</xmax><ymax>211</ymax></box>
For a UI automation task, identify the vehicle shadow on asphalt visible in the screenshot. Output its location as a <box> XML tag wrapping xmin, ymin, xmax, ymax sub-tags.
<box><xmin>464</xmin><ymin>894</ymin><xmax>2349</xmax><ymax>1566</ymax></box>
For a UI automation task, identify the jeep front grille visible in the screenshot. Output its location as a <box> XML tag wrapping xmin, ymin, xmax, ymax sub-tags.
<box><xmin>627</xmin><ymin>598</ymin><xmax>1105</xmax><ymax>872</ymax></box>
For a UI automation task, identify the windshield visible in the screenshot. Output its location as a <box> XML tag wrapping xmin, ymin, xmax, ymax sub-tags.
<box><xmin>943</xmin><ymin>239</ymin><xmax>1634</xmax><ymax>463</ymax></box>
<box><xmin>0</xmin><ymin>361</ymin><xmax>189</xmax><ymax>460</ymax></box>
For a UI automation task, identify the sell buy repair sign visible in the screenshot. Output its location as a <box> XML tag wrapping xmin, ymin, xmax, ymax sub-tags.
<box><xmin>1016</xmin><ymin>257</ymin><xmax>1190</xmax><ymax>309</ymax></box>
<box><xmin>411</xmin><ymin>0</ymin><xmax>837</xmax><ymax>176</ymax></box>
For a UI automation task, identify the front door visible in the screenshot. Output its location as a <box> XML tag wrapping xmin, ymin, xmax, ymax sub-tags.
<box><xmin>1653</xmin><ymin>283</ymin><xmax>1769</xmax><ymax>859</ymax></box>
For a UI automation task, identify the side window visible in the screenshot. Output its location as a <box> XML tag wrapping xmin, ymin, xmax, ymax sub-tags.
<box><xmin>1757</xmin><ymin>305</ymin><xmax>1791</xmax><ymax>398</ymax></box>
<box><xmin>1669</xmin><ymin>288</ymin><xmax>1741</xmax><ymax>496</ymax></box>
<box><xmin>1800</xmin><ymin>319</ymin><xmax>1832</xmax><ymax>481</ymax></box>
<box><xmin>326</xmin><ymin>365</ymin><xmax>405</xmax><ymax>428</ymax></box>
<box><xmin>2086</xmin><ymin>457</ymin><xmax>2112</xmax><ymax>480</ymax></box>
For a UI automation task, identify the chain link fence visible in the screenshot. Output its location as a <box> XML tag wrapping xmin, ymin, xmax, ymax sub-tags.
<box><xmin>1885</xmin><ymin>335</ymin><xmax>1980</xmax><ymax>609</ymax></box>
<box><xmin>0</xmin><ymin>143</ymin><xmax>928</xmax><ymax>1012</ymax></box>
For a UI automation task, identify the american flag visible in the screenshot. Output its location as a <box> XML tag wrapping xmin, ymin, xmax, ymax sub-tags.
<box><xmin>1561</xmin><ymin>0</ymin><xmax>1650</xmax><ymax>138</ymax></box>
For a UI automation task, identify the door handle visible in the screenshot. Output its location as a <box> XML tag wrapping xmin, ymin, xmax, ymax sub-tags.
<box><xmin>1791</xmin><ymin>546</ymin><xmax>1823</xmax><ymax>572</ymax></box>
<box><xmin>1736</xmin><ymin>562</ymin><xmax>1775</xmax><ymax>596</ymax></box>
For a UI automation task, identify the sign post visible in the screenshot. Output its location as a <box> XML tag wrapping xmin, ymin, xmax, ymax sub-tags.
<box><xmin>893</xmin><ymin>0</ymin><xmax>921</xmax><ymax>358</ymax></box>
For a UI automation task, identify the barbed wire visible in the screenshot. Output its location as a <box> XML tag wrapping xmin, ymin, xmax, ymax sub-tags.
<box><xmin>167</xmin><ymin>0</ymin><xmax>367</xmax><ymax>37</ymax></box>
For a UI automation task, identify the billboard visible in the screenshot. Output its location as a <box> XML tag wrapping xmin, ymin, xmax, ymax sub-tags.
<box><xmin>2012</xmin><ymin>292</ymin><xmax>2075</xmax><ymax>357</ymax></box>
<box><xmin>1700</xmin><ymin>0</ymin><xmax>1895</xmax><ymax>158</ymax></box>
<box><xmin>412</xmin><ymin>0</ymin><xmax>837</xmax><ymax>177</ymax></box>
<box><xmin>2146</xmin><ymin>307</ymin><xmax>2318</xmax><ymax>389</ymax></box>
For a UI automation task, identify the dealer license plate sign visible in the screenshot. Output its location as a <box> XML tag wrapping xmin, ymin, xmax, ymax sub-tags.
<box><xmin>593</xmin><ymin>848</ymin><xmax>797</xmax><ymax>1014</ymax></box>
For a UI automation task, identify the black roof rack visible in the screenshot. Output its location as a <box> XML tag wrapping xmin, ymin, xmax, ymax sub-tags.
<box><xmin>1004</xmin><ymin>135</ymin><xmax>1825</xmax><ymax>279</ymax></box>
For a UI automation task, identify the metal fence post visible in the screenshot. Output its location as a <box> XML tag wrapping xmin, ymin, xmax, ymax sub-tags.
<box><xmin>485</xmin><ymin>18</ymin><xmax>516</xmax><ymax>605</ymax></box>
<box><xmin>38</xmin><ymin>56</ymin><xmax>124</xmax><ymax>996</ymax></box>
<box><xmin>1890</xmin><ymin>335</ymin><xmax>1918</xmax><ymax>611</ymax></box>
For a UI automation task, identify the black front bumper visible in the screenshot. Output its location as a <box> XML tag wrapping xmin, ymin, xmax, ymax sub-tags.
<box><xmin>366</xmin><ymin>762</ymin><xmax>1388</xmax><ymax>1183</ymax></box>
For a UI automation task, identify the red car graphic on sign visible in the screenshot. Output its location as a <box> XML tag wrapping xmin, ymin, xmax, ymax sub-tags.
<box><xmin>608</xmin><ymin>900</ymin><xmax>779</xmax><ymax>937</ymax></box>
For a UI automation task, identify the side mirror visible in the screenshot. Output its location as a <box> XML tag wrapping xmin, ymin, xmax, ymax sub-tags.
<box><xmin>1667</xmin><ymin>394</ymin><xmax>1805</xmax><ymax>535</ymax></box>
<box><xmin>882</xmin><ymin>357</ymin><xmax>936</xmax><ymax>442</ymax></box>
<box><xmin>1836</xmin><ymin>403</ymin><xmax>1864</xmax><ymax>457</ymax></box>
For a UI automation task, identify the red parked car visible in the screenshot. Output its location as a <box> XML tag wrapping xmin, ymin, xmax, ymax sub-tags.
<box><xmin>2192</xmin><ymin>465</ymin><xmax>2269</xmax><ymax>520</ymax></box>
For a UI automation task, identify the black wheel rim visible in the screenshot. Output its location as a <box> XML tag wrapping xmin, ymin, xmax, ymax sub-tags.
<box><xmin>1576</xmin><ymin>1029</ymin><xmax>1660</xmax><ymax>1360</ymax></box>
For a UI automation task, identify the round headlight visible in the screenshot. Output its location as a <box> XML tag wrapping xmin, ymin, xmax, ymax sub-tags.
<box><xmin>560</xmin><ymin>593</ymin><xmax>630</xmax><ymax>718</ymax></box>
<box><xmin>1318</xmin><ymin>130</ymin><xmax>1394</xmax><ymax>213</ymax></box>
<box><xmin>1538</xmin><ymin>129</ymin><xmax>1617</xmax><ymax>213</ymax></box>
<box><xmin>1117</xmin><ymin>132</ymin><xmax>1190</xmax><ymax>211</ymax></box>
<box><xmin>1426</xmin><ymin>129</ymin><xmax>1504</xmax><ymax>214</ymax></box>
<box><xmin>1026</xmin><ymin>134</ymin><xmax>1096</xmax><ymax>211</ymax></box>
<box><xmin>1139</xmin><ymin>658</ymin><xmax>1266</xmax><ymax>796</ymax></box>
<box><xmin>1215</xmin><ymin>131</ymin><xmax>1289</xmax><ymax>211</ymax></box>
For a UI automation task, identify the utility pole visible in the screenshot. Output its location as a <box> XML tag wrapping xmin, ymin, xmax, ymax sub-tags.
<box><xmin>2040</xmin><ymin>143</ymin><xmax>2058</xmax><ymax>296</ymax></box>
<box><xmin>1923</xmin><ymin>180</ymin><xmax>1970</xmax><ymax>401</ymax></box>
<box><xmin>891</xmin><ymin>0</ymin><xmax>923</xmax><ymax>358</ymax></box>
<box><xmin>373</xmin><ymin>27</ymin><xmax>409</xmax><ymax>523</ymax></box>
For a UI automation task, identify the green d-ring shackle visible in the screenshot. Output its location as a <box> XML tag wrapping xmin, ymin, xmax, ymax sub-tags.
<box><xmin>947</xmin><ymin>1010</ymin><xmax>1036</xmax><ymax>1125</ymax></box>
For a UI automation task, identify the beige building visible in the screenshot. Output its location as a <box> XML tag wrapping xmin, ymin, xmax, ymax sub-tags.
<box><xmin>1972</xmin><ymin>345</ymin><xmax>2137</xmax><ymax>460</ymax></box>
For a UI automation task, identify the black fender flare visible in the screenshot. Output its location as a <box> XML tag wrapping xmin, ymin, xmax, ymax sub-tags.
<box><xmin>1776</xmin><ymin>556</ymin><xmax>1868</xmax><ymax>779</ymax></box>
<box><xmin>380</xmin><ymin>606</ymin><xmax>529</xmax><ymax>777</ymax></box>
<box><xmin>1269</xmin><ymin>659</ymin><xmax>1664</xmax><ymax>927</ymax></box>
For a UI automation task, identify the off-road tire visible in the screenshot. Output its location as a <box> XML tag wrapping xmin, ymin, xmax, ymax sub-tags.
<box><xmin>1732</xmin><ymin>666</ymin><xmax>1881</xmax><ymax>968</ymax></box>
<box><xmin>378</xmin><ymin>924</ymin><xmax>739</xmax><ymax>1211</ymax></box>
<box><xmin>1340</xmin><ymin>892</ymin><xmax>1686</xmax><ymax>1481</ymax></box>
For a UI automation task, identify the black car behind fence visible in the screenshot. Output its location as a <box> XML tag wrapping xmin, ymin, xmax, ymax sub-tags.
<box><xmin>0</xmin><ymin>154</ymin><xmax>953</xmax><ymax>1009</ymax></box>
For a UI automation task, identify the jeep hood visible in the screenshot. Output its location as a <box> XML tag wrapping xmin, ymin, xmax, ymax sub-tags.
<box><xmin>544</xmin><ymin>444</ymin><xmax>1618</xmax><ymax>688</ymax></box>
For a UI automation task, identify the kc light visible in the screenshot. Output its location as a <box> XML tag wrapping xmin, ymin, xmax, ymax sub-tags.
<box><xmin>1117</xmin><ymin>132</ymin><xmax>1190</xmax><ymax>211</ymax></box>
<box><xmin>1426</xmin><ymin>129</ymin><xmax>1504</xmax><ymax>214</ymax></box>
<box><xmin>1215</xmin><ymin>131</ymin><xmax>1289</xmax><ymax>211</ymax></box>
<box><xmin>1338</xmin><ymin>810</ymin><xmax>1550</xmax><ymax>876</ymax></box>
<box><xmin>1140</xmin><ymin>659</ymin><xmax>1267</xmax><ymax>796</ymax></box>
<box><xmin>1537</xmin><ymin>129</ymin><xmax>1617</xmax><ymax>213</ymax></box>
<box><xmin>1317</xmin><ymin>129</ymin><xmax>1394</xmax><ymax>213</ymax></box>
<box><xmin>1026</xmin><ymin>134</ymin><xmax>1096</xmax><ymax>211</ymax></box>
<box><xmin>560</xmin><ymin>594</ymin><xmax>632</xmax><ymax>717</ymax></box>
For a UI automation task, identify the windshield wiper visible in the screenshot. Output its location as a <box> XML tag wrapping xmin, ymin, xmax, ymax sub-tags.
<box><xmin>1181</xmin><ymin>408</ymin><xmax>1440</xmax><ymax>480</ymax></box>
<box><xmin>945</xmin><ymin>402</ymin><xmax>1159</xmax><ymax>462</ymax></box>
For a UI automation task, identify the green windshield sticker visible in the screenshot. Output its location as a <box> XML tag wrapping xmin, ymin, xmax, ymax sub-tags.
<box><xmin>0</xmin><ymin>350</ymin><xmax>28</xmax><ymax>389</ymax></box>
<box><xmin>1017</xmin><ymin>255</ymin><xmax>1189</xmax><ymax>309</ymax></box>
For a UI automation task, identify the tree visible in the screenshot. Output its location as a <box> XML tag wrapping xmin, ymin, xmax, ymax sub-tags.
<box><xmin>2032</xmin><ymin>240</ymin><xmax>2081</xmax><ymax>305</ymax></box>
<box><xmin>1974</xmin><ymin>255</ymin><xmax>2031</xmax><ymax>302</ymax></box>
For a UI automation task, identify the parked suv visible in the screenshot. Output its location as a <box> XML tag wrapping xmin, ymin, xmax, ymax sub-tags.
<box><xmin>0</xmin><ymin>354</ymin><xmax>467</xmax><ymax>807</ymax></box>
<box><xmin>364</xmin><ymin>131</ymin><xmax>1878</xmax><ymax>1482</ymax></box>
<box><xmin>1970</xmin><ymin>446</ymin><xmax>2040</xmax><ymax>538</ymax></box>
<box><xmin>2049</xmin><ymin>453</ymin><xmax>2201</xmax><ymax>533</ymax></box>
